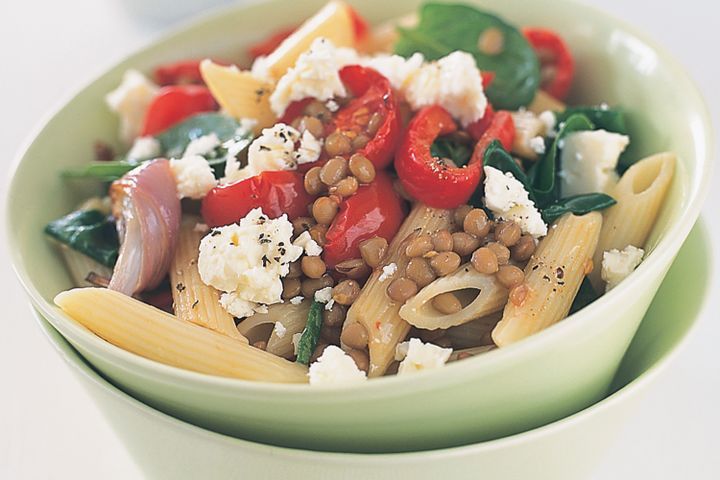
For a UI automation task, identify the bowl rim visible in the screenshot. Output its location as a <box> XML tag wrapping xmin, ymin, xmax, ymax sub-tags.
<box><xmin>5</xmin><ymin>0</ymin><xmax>716</xmax><ymax>395</ymax></box>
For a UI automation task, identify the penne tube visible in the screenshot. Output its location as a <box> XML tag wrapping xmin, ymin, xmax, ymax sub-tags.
<box><xmin>399</xmin><ymin>264</ymin><xmax>507</xmax><ymax>330</ymax></box>
<box><xmin>527</xmin><ymin>89</ymin><xmax>566</xmax><ymax>115</ymax></box>
<box><xmin>344</xmin><ymin>204</ymin><xmax>455</xmax><ymax>377</ymax></box>
<box><xmin>492</xmin><ymin>212</ymin><xmax>602</xmax><ymax>347</ymax></box>
<box><xmin>55</xmin><ymin>288</ymin><xmax>308</xmax><ymax>383</ymax></box>
<box><xmin>170</xmin><ymin>218</ymin><xmax>247</xmax><ymax>342</ymax></box>
<box><xmin>260</xmin><ymin>1</ymin><xmax>355</xmax><ymax>80</ymax></box>
<box><xmin>200</xmin><ymin>60</ymin><xmax>276</xmax><ymax>133</ymax></box>
<box><xmin>589</xmin><ymin>152</ymin><xmax>675</xmax><ymax>290</ymax></box>
<box><xmin>236</xmin><ymin>301</ymin><xmax>311</xmax><ymax>358</ymax></box>
<box><xmin>55</xmin><ymin>243</ymin><xmax>113</xmax><ymax>288</ymax></box>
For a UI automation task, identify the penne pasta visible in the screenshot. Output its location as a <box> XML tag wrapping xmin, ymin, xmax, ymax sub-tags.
<box><xmin>170</xmin><ymin>218</ymin><xmax>246</xmax><ymax>342</ymax></box>
<box><xmin>344</xmin><ymin>204</ymin><xmax>455</xmax><ymax>377</ymax></box>
<box><xmin>55</xmin><ymin>243</ymin><xmax>113</xmax><ymax>288</ymax></box>
<box><xmin>54</xmin><ymin>288</ymin><xmax>308</xmax><ymax>383</ymax></box>
<box><xmin>260</xmin><ymin>1</ymin><xmax>355</xmax><ymax>80</ymax></box>
<box><xmin>399</xmin><ymin>264</ymin><xmax>507</xmax><ymax>330</ymax></box>
<box><xmin>492</xmin><ymin>212</ymin><xmax>602</xmax><ymax>347</ymax></box>
<box><xmin>527</xmin><ymin>89</ymin><xmax>566</xmax><ymax>115</ymax></box>
<box><xmin>237</xmin><ymin>301</ymin><xmax>311</xmax><ymax>358</ymax></box>
<box><xmin>200</xmin><ymin>60</ymin><xmax>275</xmax><ymax>133</ymax></box>
<box><xmin>589</xmin><ymin>152</ymin><xmax>675</xmax><ymax>290</ymax></box>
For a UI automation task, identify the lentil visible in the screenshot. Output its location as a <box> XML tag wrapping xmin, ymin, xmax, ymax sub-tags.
<box><xmin>324</xmin><ymin>131</ymin><xmax>352</xmax><ymax>157</ymax></box>
<box><xmin>429</xmin><ymin>251</ymin><xmax>462</xmax><ymax>276</ymax></box>
<box><xmin>497</xmin><ymin>265</ymin><xmax>525</xmax><ymax>289</ymax></box>
<box><xmin>341</xmin><ymin>322</ymin><xmax>369</xmax><ymax>350</ymax></box>
<box><xmin>359</xmin><ymin>236</ymin><xmax>388</xmax><ymax>268</ymax></box>
<box><xmin>452</xmin><ymin>232</ymin><xmax>481</xmax><ymax>256</ymax></box>
<box><xmin>333</xmin><ymin>279</ymin><xmax>361</xmax><ymax>305</ymax></box>
<box><xmin>405</xmin><ymin>234</ymin><xmax>434</xmax><ymax>257</ymax></box>
<box><xmin>304</xmin><ymin>167</ymin><xmax>324</xmax><ymax>195</ymax></box>
<box><xmin>463</xmin><ymin>208</ymin><xmax>491</xmax><ymax>237</ymax></box>
<box><xmin>312</xmin><ymin>197</ymin><xmax>338</xmax><ymax>225</ymax></box>
<box><xmin>405</xmin><ymin>257</ymin><xmax>436</xmax><ymax>288</ymax></box>
<box><xmin>486</xmin><ymin>242</ymin><xmax>511</xmax><ymax>265</ymax></box>
<box><xmin>431</xmin><ymin>229</ymin><xmax>454</xmax><ymax>252</ymax></box>
<box><xmin>319</xmin><ymin>156</ymin><xmax>349</xmax><ymax>186</ymax></box>
<box><xmin>471</xmin><ymin>247</ymin><xmax>499</xmax><ymax>274</ymax></box>
<box><xmin>432</xmin><ymin>292</ymin><xmax>463</xmax><ymax>314</ymax></box>
<box><xmin>495</xmin><ymin>221</ymin><xmax>522</xmax><ymax>247</ymax></box>
<box><xmin>301</xmin><ymin>256</ymin><xmax>326</xmax><ymax>279</ymax></box>
<box><xmin>387</xmin><ymin>277</ymin><xmax>418</xmax><ymax>302</ymax></box>
<box><xmin>348</xmin><ymin>154</ymin><xmax>376</xmax><ymax>183</ymax></box>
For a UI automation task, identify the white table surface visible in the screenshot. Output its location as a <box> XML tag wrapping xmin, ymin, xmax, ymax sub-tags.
<box><xmin>1</xmin><ymin>0</ymin><xmax>718</xmax><ymax>478</ymax></box>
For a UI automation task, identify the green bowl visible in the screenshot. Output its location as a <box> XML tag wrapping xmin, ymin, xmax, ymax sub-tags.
<box><xmin>6</xmin><ymin>0</ymin><xmax>714</xmax><ymax>453</ymax></box>
<box><xmin>33</xmin><ymin>221</ymin><xmax>711</xmax><ymax>479</ymax></box>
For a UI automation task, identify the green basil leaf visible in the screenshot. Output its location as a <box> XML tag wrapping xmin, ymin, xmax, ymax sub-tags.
<box><xmin>541</xmin><ymin>193</ymin><xmax>616</xmax><ymax>224</ymax></box>
<box><xmin>45</xmin><ymin>209</ymin><xmax>119</xmax><ymax>267</ymax></box>
<box><xmin>394</xmin><ymin>3</ymin><xmax>540</xmax><ymax>109</ymax></box>
<box><xmin>295</xmin><ymin>301</ymin><xmax>324</xmax><ymax>365</ymax></box>
<box><xmin>431</xmin><ymin>137</ymin><xmax>473</xmax><ymax>167</ymax></box>
<box><xmin>532</xmin><ymin>113</ymin><xmax>595</xmax><ymax>208</ymax></box>
<box><xmin>61</xmin><ymin>161</ymin><xmax>138</xmax><ymax>181</ymax></box>
<box><xmin>556</xmin><ymin>106</ymin><xmax>628</xmax><ymax>135</ymax></box>
<box><xmin>156</xmin><ymin>113</ymin><xmax>243</xmax><ymax>158</ymax></box>
<box><xmin>569</xmin><ymin>278</ymin><xmax>599</xmax><ymax>315</ymax></box>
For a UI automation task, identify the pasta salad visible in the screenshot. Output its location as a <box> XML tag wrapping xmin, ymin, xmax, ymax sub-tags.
<box><xmin>48</xmin><ymin>1</ymin><xmax>675</xmax><ymax>385</ymax></box>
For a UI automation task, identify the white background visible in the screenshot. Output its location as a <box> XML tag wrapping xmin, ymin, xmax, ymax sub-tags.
<box><xmin>1</xmin><ymin>0</ymin><xmax>718</xmax><ymax>478</ymax></box>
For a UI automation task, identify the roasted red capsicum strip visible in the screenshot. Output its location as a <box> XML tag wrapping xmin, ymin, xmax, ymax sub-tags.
<box><xmin>523</xmin><ymin>27</ymin><xmax>575</xmax><ymax>100</ymax></box>
<box><xmin>323</xmin><ymin>172</ymin><xmax>405</xmax><ymax>268</ymax></box>
<box><xmin>201</xmin><ymin>171</ymin><xmax>315</xmax><ymax>227</ymax></box>
<box><xmin>471</xmin><ymin>110</ymin><xmax>515</xmax><ymax>159</ymax></box>
<box><xmin>154</xmin><ymin>60</ymin><xmax>205</xmax><ymax>86</ymax></box>
<box><xmin>395</xmin><ymin>106</ymin><xmax>482</xmax><ymax>209</ymax></box>
<box><xmin>141</xmin><ymin>85</ymin><xmax>218</xmax><ymax>136</ymax></box>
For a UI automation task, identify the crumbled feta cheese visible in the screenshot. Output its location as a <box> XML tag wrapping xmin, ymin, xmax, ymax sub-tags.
<box><xmin>483</xmin><ymin>166</ymin><xmax>547</xmax><ymax>238</ymax></box>
<box><xmin>127</xmin><ymin>136</ymin><xmax>161</xmax><ymax>161</ymax></box>
<box><xmin>601</xmin><ymin>245</ymin><xmax>644</xmax><ymax>291</ymax></box>
<box><xmin>269</xmin><ymin>38</ymin><xmax>358</xmax><ymax>116</ymax></box>
<box><xmin>198</xmin><ymin>208</ymin><xmax>303</xmax><ymax>318</ymax></box>
<box><xmin>295</xmin><ymin>130</ymin><xmax>323</xmax><ymax>165</ymax></box>
<box><xmin>395</xmin><ymin>341</ymin><xmax>410</xmax><ymax>361</ymax></box>
<box><xmin>273</xmin><ymin>322</ymin><xmax>287</xmax><ymax>338</ymax></box>
<box><xmin>325</xmin><ymin>299</ymin><xmax>335</xmax><ymax>311</ymax></box>
<box><xmin>183</xmin><ymin>133</ymin><xmax>220</xmax><ymax>157</ymax></box>
<box><xmin>539</xmin><ymin>110</ymin><xmax>556</xmax><ymax>134</ymax></box>
<box><xmin>289</xmin><ymin>296</ymin><xmax>304</xmax><ymax>305</ymax></box>
<box><xmin>219</xmin><ymin>292</ymin><xmax>260</xmax><ymax>318</ymax></box>
<box><xmin>105</xmin><ymin>70</ymin><xmax>159</xmax><ymax>144</ymax></box>
<box><xmin>292</xmin><ymin>332</ymin><xmax>303</xmax><ymax>355</ymax></box>
<box><xmin>238</xmin><ymin>118</ymin><xmax>258</xmax><ymax>135</ymax></box>
<box><xmin>379</xmin><ymin>263</ymin><xmax>397</xmax><ymax>282</ymax></box>
<box><xmin>292</xmin><ymin>231</ymin><xmax>323</xmax><ymax>256</ymax></box>
<box><xmin>169</xmin><ymin>155</ymin><xmax>217</xmax><ymax>199</ymax></box>
<box><xmin>404</xmin><ymin>51</ymin><xmax>488</xmax><ymax>127</ymax></box>
<box><xmin>397</xmin><ymin>338</ymin><xmax>452</xmax><ymax>375</ymax></box>
<box><xmin>360</xmin><ymin>52</ymin><xmax>425</xmax><ymax>91</ymax></box>
<box><xmin>314</xmin><ymin>286</ymin><xmax>333</xmax><ymax>304</ymax></box>
<box><xmin>308</xmin><ymin>346</ymin><xmax>367</xmax><ymax>386</ymax></box>
<box><xmin>325</xmin><ymin>100</ymin><xmax>339</xmax><ymax>112</ymax></box>
<box><xmin>377</xmin><ymin>322</ymin><xmax>393</xmax><ymax>344</ymax></box>
<box><xmin>529</xmin><ymin>136</ymin><xmax>546</xmax><ymax>155</ymax></box>
<box><xmin>223</xmin><ymin>123</ymin><xmax>321</xmax><ymax>184</ymax></box>
<box><xmin>560</xmin><ymin>130</ymin><xmax>630</xmax><ymax>197</ymax></box>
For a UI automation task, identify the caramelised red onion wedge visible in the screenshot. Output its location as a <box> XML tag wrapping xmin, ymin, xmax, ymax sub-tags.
<box><xmin>108</xmin><ymin>159</ymin><xmax>181</xmax><ymax>296</ymax></box>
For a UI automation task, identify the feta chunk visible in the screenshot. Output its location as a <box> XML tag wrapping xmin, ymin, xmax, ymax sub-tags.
<box><xmin>198</xmin><ymin>208</ymin><xmax>303</xmax><ymax>317</ymax></box>
<box><xmin>397</xmin><ymin>338</ymin><xmax>452</xmax><ymax>375</ymax></box>
<box><xmin>269</xmin><ymin>38</ymin><xmax>358</xmax><ymax>116</ymax></box>
<box><xmin>105</xmin><ymin>70</ymin><xmax>159</xmax><ymax>144</ymax></box>
<box><xmin>378</xmin><ymin>263</ymin><xmax>397</xmax><ymax>282</ymax></box>
<box><xmin>273</xmin><ymin>322</ymin><xmax>287</xmax><ymax>338</ymax></box>
<box><xmin>127</xmin><ymin>136</ymin><xmax>161</xmax><ymax>161</ymax></box>
<box><xmin>529</xmin><ymin>136</ymin><xmax>546</xmax><ymax>155</ymax></box>
<box><xmin>404</xmin><ymin>51</ymin><xmax>488</xmax><ymax>127</ymax></box>
<box><xmin>395</xmin><ymin>341</ymin><xmax>410</xmax><ymax>361</ymax></box>
<box><xmin>601</xmin><ymin>245</ymin><xmax>644</xmax><ymax>291</ymax></box>
<box><xmin>560</xmin><ymin>129</ymin><xmax>630</xmax><ymax>197</ymax></box>
<box><xmin>308</xmin><ymin>346</ymin><xmax>367</xmax><ymax>386</ymax></box>
<box><xmin>360</xmin><ymin>52</ymin><xmax>425</xmax><ymax>91</ymax></box>
<box><xmin>183</xmin><ymin>133</ymin><xmax>221</xmax><ymax>157</ymax></box>
<box><xmin>314</xmin><ymin>286</ymin><xmax>333</xmax><ymax>304</ymax></box>
<box><xmin>538</xmin><ymin>110</ymin><xmax>556</xmax><ymax>134</ymax></box>
<box><xmin>169</xmin><ymin>155</ymin><xmax>217</xmax><ymax>199</ymax></box>
<box><xmin>223</xmin><ymin>123</ymin><xmax>321</xmax><ymax>184</ymax></box>
<box><xmin>293</xmin><ymin>231</ymin><xmax>323</xmax><ymax>256</ymax></box>
<box><xmin>289</xmin><ymin>296</ymin><xmax>304</xmax><ymax>305</ymax></box>
<box><xmin>483</xmin><ymin>166</ymin><xmax>547</xmax><ymax>238</ymax></box>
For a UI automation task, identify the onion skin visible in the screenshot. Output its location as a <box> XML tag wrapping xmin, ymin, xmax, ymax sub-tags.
<box><xmin>108</xmin><ymin>159</ymin><xmax>181</xmax><ymax>295</ymax></box>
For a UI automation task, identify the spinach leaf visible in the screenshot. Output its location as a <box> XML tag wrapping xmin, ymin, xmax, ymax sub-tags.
<box><xmin>531</xmin><ymin>113</ymin><xmax>594</xmax><ymax>208</ymax></box>
<box><xmin>431</xmin><ymin>136</ymin><xmax>473</xmax><ymax>167</ymax></box>
<box><xmin>556</xmin><ymin>106</ymin><xmax>628</xmax><ymax>135</ymax></box>
<box><xmin>541</xmin><ymin>193</ymin><xmax>616</xmax><ymax>224</ymax></box>
<box><xmin>394</xmin><ymin>3</ymin><xmax>540</xmax><ymax>109</ymax></box>
<box><xmin>45</xmin><ymin>209</ymin><xmax>119</xmax><ymax>267</ymax></box>
<box><xmin>156</xmin><ymin>113</ymin><xmax>243</xmax><ymax>158</ymax></box>
<box><xmin>295</xmin><ymin>301</ymin><xmax>324</xmax><ymax>365</ymax></box>
<box><xmin>483</xmin><ymin>140</ymin><xmax>536</xmax><ymax>201</ymax></box>
<box><xmin>62</xmin><ymin>161</ymin><xmax>138</xmax><ymax>181</ymax></box>
<box><xmin>570</xmin><ymin>278</ymin><xmax>599</xmax><ymax>315</ymax></box>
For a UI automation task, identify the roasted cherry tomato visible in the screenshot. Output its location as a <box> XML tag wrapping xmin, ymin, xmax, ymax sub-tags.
<box><xmin>201</xmin><ymin>171</ymin><xmax>314</xmax><ymax>227</ymax></box>
<box><xmin>141</xmin><ymin>85</ymin><xmax>218</xmax><ymax>136</ymax></box>
<box><xmin>395</xmin><ymin>105</ymin><xmax>482</xmax><ymax>209</ymax></box>
<box><xmin>323</xmin><ymin>172</ymin><xmax>405</xmax><ymax>268</ymax></box>
<box><xmin>523</xmin><ymin>27</ymin><xmax>575</xmax><ymax>100</ymax></box>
